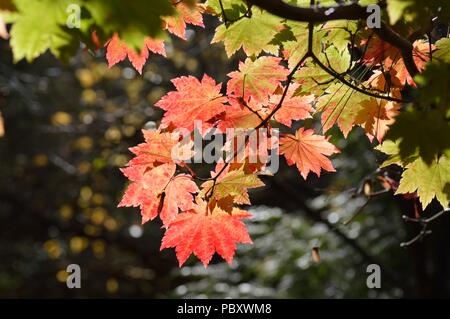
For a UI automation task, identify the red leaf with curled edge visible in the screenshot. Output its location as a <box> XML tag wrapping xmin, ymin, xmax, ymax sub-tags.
<box><xmin>119</xmin><ymin>162</ymin><xmax>198</xmax><ymax>226</ymax></box>
<box><xmin>362</xmin><ymin>35</ymin><xmax>398</xmax><ymax>66</ymax></box>
<box><xmin>391</xmin><ymin>40</ymin><xmax>433</xmax><ymax>87</ymax></box>
<box><xmin>269</xmin><ymin>83</ymin><xmax>315</xmax><ymax>127</ymax></box>
<box><xmin>155</xmin><ymin>74</ymin><xmax>227</xmax><ymax>131</ymax></box>
<box><xmin>279</xmin><ymin>128</ymin><xmax>340</xmax><ymax>179</ymax></box>
<box><xmin>105</xmin><ymin>33</ymin><xmax>166</xmax><ymax>74</ymax></box>
<box><xmin>164</xmin><ymin>2</ymin><xmax>204</xmax><ymax>39</ymax></box>
<box><xmin>160</xmin><ymin>199</ymin><xmax>252</xmax><ymax>267</ymax></box>
<box><xmin>227</xmin><ymin>56</ymin><xmax>289</xmax><ymax>104</ymax></box>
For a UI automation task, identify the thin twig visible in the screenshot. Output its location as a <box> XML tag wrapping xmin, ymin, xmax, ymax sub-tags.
<box><xmin>400</xmin><ymin>208</ymin><xmax>450</xmax><ymax>247</ymax></box>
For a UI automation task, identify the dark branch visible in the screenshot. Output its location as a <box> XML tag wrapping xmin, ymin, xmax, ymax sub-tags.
<box><xmin>248</xmin><ymin>0</ymin><xmax>419</xmax><ymax>81</ymax></box>
<box><xmin>401</xmin><ymin>208</ymin><xmax>450</xmax><ymax>247</ymax></box>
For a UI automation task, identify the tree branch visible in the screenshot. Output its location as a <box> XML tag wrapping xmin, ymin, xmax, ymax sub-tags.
<box><xmin>248</xmin><ymin>0</ymin><xmax>419</xmax><ymax>81</ymax></box>
<box><xmin>400</xmin><ymin>208</ymin><xmax>450</xmax><ymax>247</ymax></box>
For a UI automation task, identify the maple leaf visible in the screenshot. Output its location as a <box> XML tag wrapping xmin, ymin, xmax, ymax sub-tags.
<box><xmin>364</xmin><ymin>70</ymin><xmax>403</xmax><ymax>92</ymax></box>
<box><xmin>160</xmin><ymin>199</ymin><xmax>252</xmax><ymax>266</ymax></box>
<box><xmin>119</xmin><ymin>163</ymin><xmax>175</xmax><ymax>223</ymax></box>
<box><xmin>396</xmin><ymin>155</ymin><xmax>450</xmax><ymax>209</ymax></box>
<box><xmin>293</xmin><ymin>62</ymin><xmax>336</xmax><ymax>96</ymax></box>
<box><xmin>217</xmin><ymin>98</ymin><xmax>265</xmax><ymax>131</ymax></box>
<box><xmin>354</xmin><ymin>99</ymin><xmax>400</xmax><ymax>143</ymax></box>
<box><xmin>106</xmin><ymin>33</ymin><xmax>166</xmax><ymax>74</ymax></box>
<box><xmin>119</xmin><ymin>162</ymin><xmax>198</xmax><ymax>225</ymax></box>
<box><xmin>434</xmin><ymin>37</ymin><xmax>450</xmax><ymax>63</ymax></box>
<box><xmin>219</xmin><ymin>128</ymin><xmax>275</xmax><ymax>173</ymax></box>
<box><xmin>127</xmin><ymin>130</ymin><xmax>182</xmax><ymax>169</ymax></box>
<box><xmin>316</xmin><ymin>83</ymin><xmax>372</xmax><ymax>137</ymax></box>
<box><xmin>155</xmin><ymin>74</ymin><xmax>227</xmax><ymax>131</ymax></box>
<box><xmin>282</xmin><ymin>21</ymin><xmax>320</xmax><ymax>69</ymax></box>
<box><xmin>391</xmin><ymin>40</ymin><xmax>432</xmax><ymax>87</ymax></box>
<box><xmin>227</xmin><ymin>57</ymin><xmax>289</xmax><ymax>104</ymax></box>
<box><xmin>205</xmin><ymin>0</ymin><xmax>247</xmax><ymax>20</ymax></box>
<box><xmin>362</xmin><ymin>37</ymin><xmax>432</xmax><ymax>87</ymax></box>
<box><xmin>318</xmin><ymin>20</ymin><xmax>358</xmax><ymax>54</ymax></box>
<box><xmin>200</xmin><ymin>164</ymin><xmax>265</xmax><ymax>205</ymax></box>
<box><xmin>9</xmin><ymin>0</ymin><xmax>79</xmax><ymax>62</ymax></box>
<box><xmin>385</xmin><ymin>107</ymin><xmax>450</xmax><ymax>164</ymax></box>
<box><xmin>211</xmin><ymin>9</ymin><xmax>282</xmax><ymax>57</ymax></box>
<box><xmin>279</xmin><ymin>128</ymin><xmax>340</xmax><ymax>179</ymax></box>
<box><xmin>269</xmin><ymin>84</ymin><xmax>314</xmax><ymax>127</ymax></box>
<box><xmin>362</xmin><ymin>34</ymin><xmax>399</xmax><ymax>66</ymax></box>
<box><xmin>164</xmin><ymin>2</ymin><xmax>204</xmax><ymax>39</ymax></box>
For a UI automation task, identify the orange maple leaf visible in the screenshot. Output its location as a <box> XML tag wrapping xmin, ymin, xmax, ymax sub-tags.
<box><xmin>105</xmin><ymin>33</ymin><xmax>166</xmax><ymax>74</ymax></box>
<box><xmin>119</xmin><ymin>163</ymin><xmax>198</xmax><ymax>225</ymax></box>
<box><xmin>362</xmin><ymin>35</ymin><xmax>399</xmax><ymax>66</ymax></box>
<box><xmin>269</xmin><ymin>83</ymin><xmax>314</xmax><ymax>127</ymax></box>
<box><xmin>362</xmin><ymin>37</ymin><xmax>432</xmax><ymax>87</ymax></box>
<box><xmin>155</xmin><ymin>74</ymin><xmax>228</xmax><ymax>131</ymax></box>
<box><xmin>160</xmin><ymin>199</ymin><xmax>252</xmax><ymax>267</ymax></box>
<box><xmin>164</xmin><ymin>2</ymin><xmax>204</xmax><ymax>39</ymax></box>
<box><xmin>127</xmin><ymin>130</ymin><xmax>182</xmax><ymax>169</ymax></box>
<box><xmin>355</xmin><ymin>99</ymin><xmax>400</xmax><ymax>143</ymax></box>
<box><xmin>227</xmin><ymin>57</ymin><xmax>289</xmax><ymax>104</ymax></box>
<box><xmin>217</xmin><ymin>97</ymin><xmax>265</xmax><ymax>131</ymax></box>
<box><xmin>279</xmin><ymin>128</ymin><xmax>340</xmax><ymax>179</ymax></box>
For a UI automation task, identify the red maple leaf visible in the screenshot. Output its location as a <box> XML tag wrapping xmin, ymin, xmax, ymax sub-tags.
<box><xmin>160</xmin><ymin>199</ymin><xmax>252</xmax><ymax>267</ymax></box>
<box><xmin>362</xmin><ymin>35</ymin><xmax>399</xmax><ymax>66</ymax></box>
<box><xmin>119</xmin><ymin>163</ymin><xmax>198</xmax><ymax>225</ymax></box>
<box><xmin>155</xmin><ymin>74</ymin><xmax>228</xmax><ymax>131</ymax></box>
<box><xmin>127</xmin><ymin>130</ymin><xmax>181</xmax><ymax>169</ymax></box>
<box><xmin>217</xmin><ymin>97</ymin><xmax>265</xmax><ymax>131</ymax></box>
<box><xmin>279</xmin><ymin>128</ymin><xmax>340</xmax><ymax>179</ymax></box>
<box><xmin>269</xmin><ymin>84</ymin><xmax>314</xmax><ymax>127</ymax></box>
<box><xmin>362</xmin><ymin>37</ymin><xmax>432</xmax><ymax>87</ymax></box>
<box><xmin>164</xmin><ymin>2</ymin><xmax>204</xmax><ymax>39</ymax></box>
<box><xmin>227</xmin><ymin>57</ymin><xmax>289</xmax><ymax>104</ymax></box>
<box><xmin>105</xmin><ymin>33</ymin><xmax>166</xmax><ymax>74</ymax></box>
<box><xmin>391</xmin><ymin>40</ymin><xmax>432</xmax><ymax>87</ymax></box>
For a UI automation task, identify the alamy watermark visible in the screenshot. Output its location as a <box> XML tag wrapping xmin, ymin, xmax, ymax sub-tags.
<box><xmin>366</xmin><ymin>264</ymin><xmax>381</xmax><ymax>289</ymax></box>
<box><xmin>66</xmin><ymin>4</ymin><xmax>81</xmax><ymax>29</ymax></box>
<box><xmin>367</xmin><ymin>4</ymin><xmax>381</xmax><ymax>29</ymax></box>
<box><xmin>66</xmin><ymin>264</ymin><xmax>81</xmax><ymax>289</ymax></box>
<box><xmin>168</xmin><ymin>121</ymin><xmax>280</xmax><ymax>174</ymax></box>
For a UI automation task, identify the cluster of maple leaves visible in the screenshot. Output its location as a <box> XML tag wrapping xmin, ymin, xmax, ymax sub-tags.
<box><xmin>110</xmin><ymin>1</ymin><xmax>436</xmax><ymax>267</ymax></box>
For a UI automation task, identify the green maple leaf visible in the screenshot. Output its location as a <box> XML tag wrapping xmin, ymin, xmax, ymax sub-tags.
<box><xmin>318</xmin><ymin>20</ymin><xmax>358</xmax><ymax>54</ymax></box>
<box><xmin>294</xmin><ymin>62</ymin><xmax>337</xmax><ymax>96</ymax></box>
<box><xmin>200</xmin><ymin>169</ymin><xmax>265</xmax><ymax>205</ymax></box>
<box><xmin>212</xmin><ymin>9</ymin><xmax>282</xmax><ymax>57</ymax></box>
<box><xmin>435</xmin><ymin>38</ymin><xmax>450</xmax><ymax>64</ymax></box>
<box><xmin>10</xmin><ymin>0</ymin><xmax>80</xmax><ymax>62</ymax></box>
<box><xmin>316</xmin><ymin>83</ymin><xmax>372</xmax><ymax>137</ymax></box>
<box><xmin>396</xmin><ymin>155</ymin><xmax>450</xmax><ymax>209</ymax></box>
<box><xmin>414</xmin><ymin>62</ymin><xmax>450</xmax><ymax>111</ymax></box>
<box><xmin>292</xmin><ymin>44</ymin><xmax>350</xmax><ymax>97</ymax></box>
<box><xmin>386</xmin><ymin>107</ymin><xmax>450</xmax><ymax>164</ymax></box>
<box><xmin>83</xmin><ymin>0</ymin><xmax>173</xmax><ymax>50</ymax></box>
<box><xmin>205</xmin><ymin>0</ymin><xmax>247</xmax><ymax>21</ymax></box>
<box><xmin>376</xmin><ymin>139</ymin><xmax>417</xmax><ymax>168</ymax></box>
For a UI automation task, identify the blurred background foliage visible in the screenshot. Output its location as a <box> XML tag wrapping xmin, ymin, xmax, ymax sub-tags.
<box><xmin>1</xmin><ymin>15</ymin><xmax>450</xmax><ymax>299</ymax></box>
